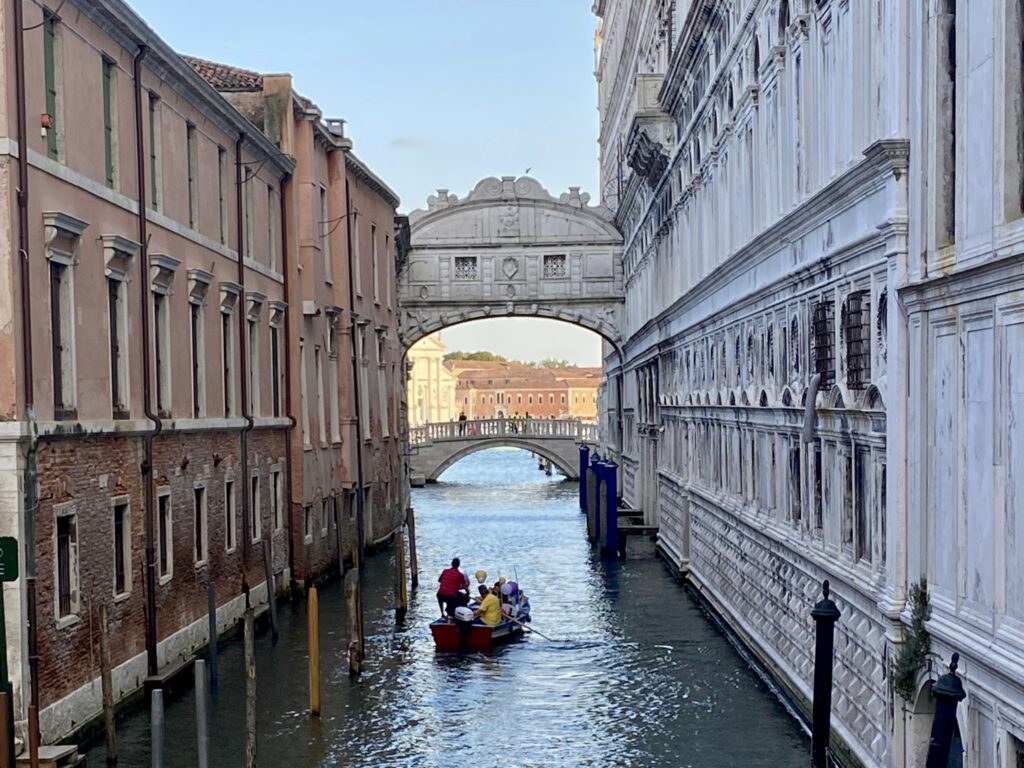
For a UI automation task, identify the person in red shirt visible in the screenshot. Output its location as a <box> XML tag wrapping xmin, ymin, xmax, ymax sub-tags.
<box><xmin>437</xmin><ymin>557</ymin><xmax>467</xmax><ymax>618</ymax></box>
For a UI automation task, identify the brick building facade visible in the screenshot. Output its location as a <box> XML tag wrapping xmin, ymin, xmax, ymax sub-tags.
<box><xmin>450</xmin><ymin>361</ymin><xmax>600</xmax><ymax>421</ymax></box>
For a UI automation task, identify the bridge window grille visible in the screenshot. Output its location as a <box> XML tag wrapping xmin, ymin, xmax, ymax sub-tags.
<box><xmin>844</xmin><ymin>291</ymin><xmax>871</xmax><ymax>389</ymax></box>
<box><xmin>767</xmin><ymin>325</ymin><xmax>775</xmax><ymax>377</ymax></box>
<box><xmin>454</xmin><ymin>256</ymin><xmax>478</xmax><ymax>281</ymax></box>
<box><xmin>812</xmin><ymin>301</ymin><xmax>835</xmax><ymax>387</ymax></box>
<box><xmin>543</xmin><ymin>254</ymin><xmax>567</xmax><ymax>279</ymax></box>
<box><xmin>791</xmin><ymin>315</ymin><xmax>801</xmax><ymax>374</ymax></box>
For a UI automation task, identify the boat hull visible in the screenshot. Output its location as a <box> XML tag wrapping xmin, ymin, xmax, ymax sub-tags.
<box><xmin>430</xmin><ymin>618</ymin><xmax>524</xmax><ymax>652</ymax></box>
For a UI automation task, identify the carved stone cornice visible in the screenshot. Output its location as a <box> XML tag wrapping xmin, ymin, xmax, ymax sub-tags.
<box><xmin>863</xmin><ymin>139</ymin><xmax>911</xmax><ymax>182</ymax></box>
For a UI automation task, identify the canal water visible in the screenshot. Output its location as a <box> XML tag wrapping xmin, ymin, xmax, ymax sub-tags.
<box><xmin>86</xmin><ymin>448</ymin><xmax>808</xmax><ymax>767</ymax></box>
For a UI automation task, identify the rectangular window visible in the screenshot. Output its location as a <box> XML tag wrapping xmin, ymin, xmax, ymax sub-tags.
<box><xmin>377</xmin><ymin>333</ymin><xmax>389</xmax><ymax>438</ymax></box>
<box><xmin>56</xmin><ymin>510</ymin><xmax>78</xmax><ymax>618</ymax></box>
<box><xmin>855</xmin><ymin>448</ymin><xmax>871</xmax><ymax>562</ymax></box>
<box><xmin>108</xmin><ymin>278</ymin><xmax>128</xmax><ymax>417</ymax></box>
<box><xmin>222</xmin><ymin>311</ymin><xmax>235</xmax><ymax>417</ymax></box>
<box><xmin>186</xmin><ymin>123</ymin><xmax>198</xmax><ymax>228</ymax></box>
<box><xmin>543</xmin><ymin>254</ymin><xmax>568</xmax><ymax>278</ymax></box>
<box><xmin>384</xmin><ymin>234</ymin><xmax>391</xmax><ymax>308</ymax></box>
<box><xmin>247</xmin><ymin>317</ymin><xmax>260</xmax><ymax>417</ymax></box>
<box><xmin>113</xmin><ymin>501</ymin><xmax>129</xmax><ymax>596</ymax></box>
<box><xmin>320</xmin><ymin>499</ymin><xmax>328</xmax><ymax>537</ymax></box>
<box><xmin>372</xmin><ymin>224</ymin><xmax>379</xmax><ymax>302</ymax></box>
<box><xmin>320</xmin><ymin>187</ymin><xmax>331</xmax><ymax>282</ymax></box>
<box><xmin>50</xmin><ymin>260</ymin><xmax>75</xmax><ymax>416</ymax></box>
<box><xmin>270</xmin><ymin>323</ymin><xmax>282</xmax><ymax>418</ymax></box>
<box><xmin>844</xmin><ymin>291</ymin><xmax>871</xmax><ymax>390</ymax></box>
<box><xmin>454</xmin><ymin>256</ymin><xmax>478</xmax><ymax>280</ymax></box>
<box><xmin>157</xmin><ymin>491</ymin><xmax>172</xmax><ymax>580</ymax></box>
<box><xmin>329</xmin><ymin>327</ymin><xmax>341</xmax><ymax>443</ymax></box>
<box><xmin>267</xmin><ymin>185</ymin><xmax>278</xmax><ymax>272</ymax></box>
<box><xmin>244</xmin><ymin>169</ymin><xmax>254</xmax><ymax>257</ymax></box>
<box><xmin>250</xmin><ymin>474</ymin><xmax>261</xmax><ymax>542</ymax></box>
<box><xmin>358</xmin><ymin>326</ymin><xmax>370</xmax><ymax>431</ymax></box>
<box><xmin>303</xmin><ymin>505</ymin><xmax>313</xmax><ymax>542</ymax></box>
<box><xmin>153</xmin><ymin>291</ymin><xmax>171</xmax><ymax>416</ymax></box>
<box><xmin>315</xmin><ymin>346</ymin><xmax>326</xmax><ymax>445</ymax></box>
<box><xmin>813</xmin><ymin>443</ymin><xmax>824</xmax><ymax>531</ymax></box>
<box><xmin>225</xmin><ymin>480</ymin><xmax>236</xmax><ymax>551</ymax></box>
<box><xmin>194</xmin><ymin>486</ymin><xmax>207</xmax><ymax>564</ymax></box>
<box><xmin>812</xmin><ymin>300</ymin><xmax>835</xmax><ymax>388</ymax></box>
<box><xmin>149</xmin><ymin>94</ymin><xmax>161</xmax><ymax>209</ymax></box>
<box><xmin>300</xmin><ymin>340</ymin><xmax>310</xmax><ymax>448</ymax></box>
<box><xmin>102</xmin><ymin>58</ymin><xmax>116</xmax><ymax>188</ymax></box>
<box><xmin>789</xmin><ymin>446</ymin><xmax>802</xmax><ymax>523</ymax></box>
<box><xmin>218</xmin><ymin>147</ymin><xmax>228</xmax><ymax>244</ymax></box>
<box><xmin>352</xmin><ymin>213</ymin><xmax>362</xmax><ymax>295</ymax></box>
<box><xmin>43</xmin><ymin>11</ymin><xmax>59</xmax><ymax>160</ymax></box>
<box><xmin>271</xmin><ymin>469</ymin><xmax>283</xmax><ymax>531</ymax></box>
<box><xmin>190</xmin><ymin>301</ymin><xmax>205</xmax><ymax>418</ymax></box>
<box><xmin>842</xmin><ymin>453</ymin><xmax>854</xmax><ymax>549</ymax></box>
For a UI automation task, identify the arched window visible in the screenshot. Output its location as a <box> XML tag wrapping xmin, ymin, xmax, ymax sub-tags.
<box><xmin>753</xmin><ymin>38</ymin><xmax>761</xmax><ymax>82</ymax></box>
<box><xmin>727</xmin><ymin>81</ymin><xmax>735</xmax><ymax>113</ymax></box>
<box><xmin>778</xmin><ymin>0</ymin><xmax>790</xmax><ymax>41</ymax></box>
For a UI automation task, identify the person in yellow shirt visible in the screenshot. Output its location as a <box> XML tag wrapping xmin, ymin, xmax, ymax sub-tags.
<box><xmin>474</xmin><ymin>585</ymin><xmax>503</xmax><ymax>626</ymax></box>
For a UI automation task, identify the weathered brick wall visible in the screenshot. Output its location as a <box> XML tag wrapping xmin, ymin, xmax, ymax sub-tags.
<box><xmin>34</xmin><ymin>426</ymin><xmax>287</xmax><ymax>709</ymax></box>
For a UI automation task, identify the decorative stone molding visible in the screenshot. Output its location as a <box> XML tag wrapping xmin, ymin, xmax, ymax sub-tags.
<box><xmin>186</xmin><ymin>268</ymin><xmax>214</xmax><ymax>305</ymax></box>
<box><xmin>219</xmin><ymin>280</ymin><xmax>242</xmax><ymax>313</ymax></box>
<box><xmin>245</xmin><ymin>291</ymin><xmax>266</xmax><ymax>321</ymax></box>
<box><xmin>268</xmin><ymin>300</ymin><xmax>287</xmax><ymax>327</ymax></box>
<box><xmin>863</xmin><ymin>138</ymin><xmax>911</xmax><ymax>182</ymax></box>
<box><xmin>43</xmin><ymin>211</ymin><xmax>89</xmax><ymax>264</ymax></box>
<box><xmin>101</xmin><ymin>235</ymin><xmax>140</xmax><ymax>281</ymax></box>
<box><xmin>149</xmin><ymin>254</ymin><xmax>182</xmax><ymax>295</ymax></box>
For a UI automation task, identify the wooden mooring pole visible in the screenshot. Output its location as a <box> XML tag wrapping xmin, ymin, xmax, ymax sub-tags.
<box><xmin>206</xmin><ymin>580</ymin><xmax>218</xmax><ymax>688</ymax></box>
<box><xmin>406</xmin><ymin>507</ymin><xmax>419</xmax><ymax>590</ymax></box>
<box><xmin>244</xmin><ymin>609</ymin><xmax>257</xmax><ymax>768</ymax></box>
<box><xmin>99</xmin><ymin>604</ymin><xmax>117</xmax><ymax>764</ymax></box>
<box><xmin>150</xmin><ymin>689</ymin><xmax>164</xmax><ymax>768</ymax></box>
<box><xmin>394</xmin><ymin>530</ymin><xmax>408</xmax><ymax>624</ymax></box>
<box><xmin>308</xmin><ymin>587</ymin><xmax>320</xmax><ymax>716</ymax></box>
<box><xmin>194</xmin><ymin>659</ymin><xmax>210</xmax><ymax>768</ymax></box>
<box><xmin>345</xmin><ymin>569</ymin><xmax>362</xmax><ymax>677</ymax></box>
<box><xmin>262</xmin><ymin>539</ymin><xmax>279</xmax><ymax>645</ymax></box>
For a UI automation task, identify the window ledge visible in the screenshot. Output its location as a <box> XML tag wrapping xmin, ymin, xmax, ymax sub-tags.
<box><xmin>158</xmin><ymin>574</ymin><xmax>173</xmax><ymax>586</ymax></box>
<box><xmin>56</xmin><ymin>614</ymin><xmax>81</xmax><ymax>630</ymax></box>
<box><xmin>113</xmin><ymin>591</ymin><xmax>131</xmax><ymax>604</ymax></box>
<box><xmin>303</xmin><ymin>443</ymin><xmax>313</xmax><ymax>452</ymax></box>
<box><xmin>226</xmin><ymin>546</ymin><xmax>237</xmax><ymax>555</ymax></box>
<box><xmin>194</xmin><ymin>560</ymin><xmax>208</xmax><ymax>571</ymax></box>
<box><xmin>304</xmin><ymin>535</ymin><xmax>313</xmax><ymax>545</ymax></box>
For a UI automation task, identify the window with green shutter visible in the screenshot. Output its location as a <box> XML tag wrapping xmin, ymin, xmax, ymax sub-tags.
<box><xmin>102</xmin><ymin>58</ymin><xmax>114</xmax><ymax>187</ymax></box>
<box><xmin>43</xmin><ymin>11</ymin><xmax>58</xmax><ymax>160</ymax></box>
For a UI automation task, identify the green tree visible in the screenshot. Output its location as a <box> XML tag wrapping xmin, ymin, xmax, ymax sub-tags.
<box><xmin>443</xmin><ymin>350</ymin><xmax>508</xmax><ymax>362</ymax></box>
<box><xmin>539</xmin><ymin>358</ymin><xmax>572</xmax><ymax>369</ymax></box>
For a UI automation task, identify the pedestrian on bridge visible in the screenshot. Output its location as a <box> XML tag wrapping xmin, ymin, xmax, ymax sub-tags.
<box><xmin>458</xmin><ymin>410</ymin><xmax>468</xmax><ymax>435</ymax></box>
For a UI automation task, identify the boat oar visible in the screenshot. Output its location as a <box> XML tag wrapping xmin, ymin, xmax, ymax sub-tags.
<box><xmin>506</xmin><ymin>614</ymin><xmax>556</xmax><ymax>642</ymax></box>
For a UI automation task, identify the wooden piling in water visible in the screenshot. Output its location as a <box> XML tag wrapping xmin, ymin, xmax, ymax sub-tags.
<box><xmin>406</xmin><ymin>507</ymin><xmax>419</xmax><ymax>590</ymax></box>
<box><xmin>395</xmin><ymin>530</ymin><xmax>408</xmax><ymax>624</ymax></box>
<box><xmin>262</xmin><ymin>539</ymin><xmax>279</xmax><ymax>644</ymax></box>
<box><xmin>195</xmin><ymin>659</ymin><xmax>210</xmax><ymax>768</ymax></box>
<box><xmin>99</xmin><ymin>604</ymin><xmax>117</xmax><ymax>764</ymax></box>
<box><xmin>150</xmin><ymin>689</ymin><xmax>164</xmax><ymax>768</ymax></box>
<box><xmin>244</xmin><ymin>609</ymin><xmax>257</xmax><ymax>768</ymax></box>
<box><xmin>345</xmin><ymin>569</ymin><xmax>362</xmax><ymax>677</ymax></box>
<box><xmin>206</xmin><ymin>580</ymin><xmax>218</xmax><ymax>688</ymax></box>
<box><xmin>308</xmin><ymin>587</ymin><xmax>320</xmax><ymax>716</ymax></box>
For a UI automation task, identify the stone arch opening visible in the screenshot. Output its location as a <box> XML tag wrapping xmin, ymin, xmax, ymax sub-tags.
<box><xmin>428</xmin><ymin>441</ymin><xmax>578</xmax><ymax>482</ymax></box>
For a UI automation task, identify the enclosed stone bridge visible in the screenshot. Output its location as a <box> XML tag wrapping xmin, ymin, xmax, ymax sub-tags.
<box><xmin>408</xmin><ymin>418</ymin><xmax>597</xmax><ymax>483</ymax></box>
<box><xmin>398</xmin><ymin>176</ymin><xmax>625</xmax><ymax>350</ymax></box>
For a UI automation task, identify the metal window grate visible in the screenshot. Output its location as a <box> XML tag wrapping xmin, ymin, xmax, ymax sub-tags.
<box><xmin>543</xmin><ymin>254</ymin><xmax>567</xmax><ymax>278</ymax></box>
<box><xmin>812</xmin><ymin>301</ymin><xmax>835</xmax><ymax>387</ymax></box>
<box><xmin>845</xmin><ymin>291</ymin><xmax>871</xmax><ymax>390</ymax></box>
<box><xmin>454</xmin><ymin>256</ymin><xmax>478</xmax><ymax>280</ymax></box>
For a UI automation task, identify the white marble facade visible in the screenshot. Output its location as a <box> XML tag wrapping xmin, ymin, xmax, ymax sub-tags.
<box><xmin>595</xmin><ymin>0</ymin><xmax>1024</xmax><ymax>765</ymax></box>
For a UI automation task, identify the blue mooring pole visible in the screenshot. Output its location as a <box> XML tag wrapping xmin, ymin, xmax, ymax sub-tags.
<box><xmin>579</xmin><ymin>443</ymin><xmax>590</xmax><ymax>513</ymax></box>
<box><xmin>604</xmin><ymin>458</ymin><xmax>618</xmax><ymax>559</ymax></box>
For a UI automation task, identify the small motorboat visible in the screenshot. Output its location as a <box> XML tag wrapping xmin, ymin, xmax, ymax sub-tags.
<box><xmin>430</xmin><ymin>614</ymin><xmax>525</xmax><ymax>652</ymax></box>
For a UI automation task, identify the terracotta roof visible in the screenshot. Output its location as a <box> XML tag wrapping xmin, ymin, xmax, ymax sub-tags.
<box><xmin>182</xmin><ymin>55</ymin><xmax>263</xmax><ymax>92</ymax></box>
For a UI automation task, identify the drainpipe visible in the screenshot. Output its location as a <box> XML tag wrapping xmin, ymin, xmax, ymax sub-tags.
<box><xmin>235</xmin><ymin>134</ymin><xmax>254</xmax><ymax>601</ymax></box>
<box><xmin>132</xmin><ymin>45</ymin><xmax>161</xmax><ymax>679</ymax></box>
<box><xmin>801</xmin><ymin>373</ymin><xmax>822</xmax><ymax>443</ymax></box>
<box><xmin>344</xmin><ymin>175</ymin><xmax>367</xmax><ymax>562</ymax></box>
<box><xmin>13</xmin><ymin>0</ymin><xmax>41</xmax><ymax>753</ymax></box>
<box><xmin>279</xmin><ymin>174</ymin><xmax>297</xmax><ymax>592</ymax></box>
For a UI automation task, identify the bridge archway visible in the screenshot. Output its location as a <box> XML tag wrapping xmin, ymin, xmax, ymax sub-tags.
<box><xmin>398</xmin><ymin>176</ymin><xmax>624</xmax><ymax>351</ymax></box>
<box><xmin>428</xmin><ymin>440</ymin><xmax>577</xmax><ymax>483</ymax></box>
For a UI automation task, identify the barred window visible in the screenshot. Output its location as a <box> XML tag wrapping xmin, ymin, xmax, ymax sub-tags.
<box><xmin>543</xmin><ymin>254</ymin><xmax>567</xmax><ymax>278</ymax></box>
<box><xmin>812</xmin><ymin>301</ymin><xmax>835</xmax><ymax>387</ymax></box>
<box><xmin>844</xmin><ymin>291</ymin><xmax>871</xmax><ymax>390</ymax></box>
<box><xmin>454</xmin><ymin>256</ymin><xmax>478</xmax><ymax>280</ymax></box>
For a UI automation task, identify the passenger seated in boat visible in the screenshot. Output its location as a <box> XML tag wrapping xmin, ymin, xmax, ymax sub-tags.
<box><xmin>474</xmin><ymin>585</ymin><xmax>503</xmax><ymax>626</ymax></box>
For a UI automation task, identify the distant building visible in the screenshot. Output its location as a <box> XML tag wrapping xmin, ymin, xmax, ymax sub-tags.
<box><xmin>450</xmin><ymin>361</ymin><xmax>600</xmax><ymax>421</ymax></box>
<box><xmin>407</xmin><ymin>333</ymin><xmax>457</xmax><ymax>427</ymax></box>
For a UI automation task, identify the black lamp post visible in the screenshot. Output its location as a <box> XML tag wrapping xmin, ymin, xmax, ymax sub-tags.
<box><xmin>925</xmin><ymin>653</ymin><xmax>966</xmax><ymax>768</ymax></box>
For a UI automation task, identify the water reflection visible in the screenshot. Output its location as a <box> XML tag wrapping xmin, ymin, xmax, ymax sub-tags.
<box><xmin>86</xmin><ymin>448</ymin><xmax>807</xmax><ymax>767</ymax></box>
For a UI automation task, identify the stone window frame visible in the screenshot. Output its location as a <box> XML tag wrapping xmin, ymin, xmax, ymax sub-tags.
<box><xmin>453</xmin><ymin>255</ymin><xmax>479</xmax><ymax>281</ymax></box>
<box><xmin>246</xmin><ymin>292</ymin><xmax>265</xmax><ymax>418</ymax></box>
<box><xmin>186</xmin><ymin>269</ymin><xmax>213</xmax><ymax>419</ymax></box>
<box><xmin>303</xmin><ymin>504</ymin><xmax>314</xmax><ymax>545</ymax></box>
<box><xmin>250</xmin><ymin>472</ymin><xmax>262</xmax><ymax>544</ymax></box>
<box><xmin>542</xmin><ymin>253</ymin><xmax>569</xmax><ymax>280</ymax></box>
<box><xmin>44</xmin><ymin>212</ymin><xmax>87</xmax><ymax>420</ymax></box>
<box><xmin>269</xmin><ymin>302</ymin><xmax>286</xmax><ymax>419</ymax></box>
<box><xmin>53</xmin><ymin>500</ymin><xmax>79</xmax><ymax>627</ymax></box>
<box><xmin>193</xmin><ymin>483</ymin><xmax>208</xmax><ymax>568</ymax></box>
<box><xmin>102</xmin><ymin>234</ymin><xmax>139</xmax><ymax>420</ymax></box>
<box><xmin>111</xmin><ymin>494</ymin><xmax>132</xmax><ymax>601</ymax></box>
<box><xmin>156</xmin><ymin>485</ymin><xmax>173</xmax><ymax>584</ymax></box>
<box><xmin>151</xmin><ymin>254</ymin><xmax>182</xmax><ymax>418</ymax></box>
<box><xmin>299</xmin><ymin>340</ymin><xmax>311</xmax><ymax>450</ymax></box>
<box><xmin>220</xmin><ymin>282</ymin><xmax>242</xmax><ymax>418</ymax></box>
<box><xmin>224</xmin><ymin>478</ymin><xmax>237</xmax><ymax>553</ymax></box>
<box><xmin>270</xmin><ymin>463</ymin><xmax>284</xmax><ymax>532</ymax></box>
<box><xmin>320</xmin><ymin>497</ymin><xmax>329</xmax><ymax>538</ymax></box>
<box><xmin>314</xmin><ymin>344</ymin><xmax>327</xmax><ymax>447</ymax></box>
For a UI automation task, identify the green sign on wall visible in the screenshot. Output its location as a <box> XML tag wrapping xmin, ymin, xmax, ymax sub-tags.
<box><xmin>0</xmin><ymin>538</ymin><xmax>18</xmax><ymax>582</ymax></box>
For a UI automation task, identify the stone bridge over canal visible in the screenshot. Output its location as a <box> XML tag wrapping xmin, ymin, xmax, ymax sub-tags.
<box><xmin>408</xmin><ymin>418</ymin><xmax>597</xmax><ymax>484</ymax></box>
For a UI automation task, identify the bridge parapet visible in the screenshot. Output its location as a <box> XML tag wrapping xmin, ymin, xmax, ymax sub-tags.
<box><xmin>409</xmin><ymin>418</ymin><xmax>597</xmax><ymax>445</ymax></box>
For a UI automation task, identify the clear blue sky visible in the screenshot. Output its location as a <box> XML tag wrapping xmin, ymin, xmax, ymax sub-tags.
<box><xmin>127</xmin><ymin>0</ymin><xmax>603</xmax><ymax>365</ymax></box>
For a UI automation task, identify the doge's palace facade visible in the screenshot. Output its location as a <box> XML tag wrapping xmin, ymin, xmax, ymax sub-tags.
<box><xmin>596</xmin><ymin>0</ymin><xmax>1024</xmax><ymax>765</ymax></box>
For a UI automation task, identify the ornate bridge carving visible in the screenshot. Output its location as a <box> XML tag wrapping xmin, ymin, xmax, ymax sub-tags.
<box><xmin>408</xmin><ymin>418</ymin><xmax>597</xmax><ymax>483</ymax></box>
<box><xmin>398</xmin><ymin>176</ymin><xmax>625</xmax><ymax>350</ymax></box>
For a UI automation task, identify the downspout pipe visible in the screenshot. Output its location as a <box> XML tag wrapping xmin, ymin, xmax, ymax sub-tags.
<box><xmin>13</xmin><ymin>0</ymin><xmax>41</xmax><ymax>748</ymax></box>
<box><xmin>279</xmin><ymin>174</ymin><xmax>297</xmax><ymax>593</ymax></box>
<box><xmin>343</xmin><ymin>174</ymin><xmax>367</xmax><ymax>564</ymax></box>
<box><xmin>235</xmin><ymin>134</ymin><xmax>254</xmax><ymax>601</ymax></box>
<box><xmin>133</xmin><ymin>45</ymin><xmax>162</xmax><ymax>679</ymax></box>
<box><xmin>801</xmin><ymin>373</ymin><xmax>822</xmax><ymax>443</ymax></box>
